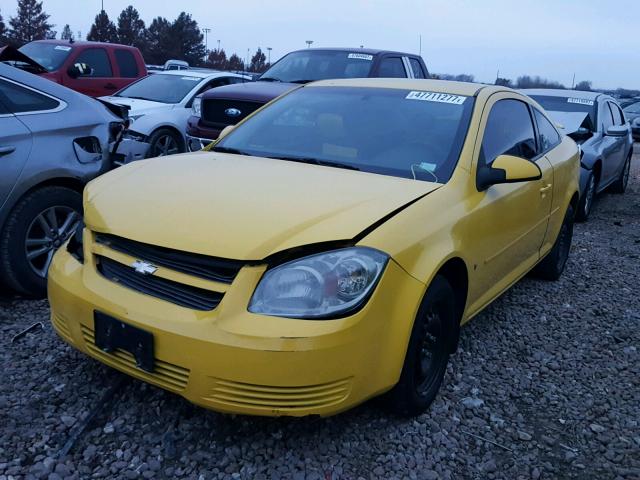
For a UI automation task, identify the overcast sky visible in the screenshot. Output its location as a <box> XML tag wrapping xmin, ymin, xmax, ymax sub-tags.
<box><xmin>2</xmin><ymin>0</ymin><xmax>637</xmax><ymax>89</ymax></box>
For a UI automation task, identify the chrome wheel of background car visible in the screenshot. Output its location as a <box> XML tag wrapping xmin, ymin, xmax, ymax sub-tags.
<box><xmin>152</xmin><ymin>134</ymin><xmax>180</xmax><ymax>157</ymax></box>
<box><xmin>24</xmin><ymin>206</ymin><xmax>80</xmax><ymax>278</ymax></box>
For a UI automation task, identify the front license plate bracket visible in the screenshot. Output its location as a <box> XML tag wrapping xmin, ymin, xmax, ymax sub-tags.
<box><xmin>93</xmin><ymin>311</ymin><xmax>154</xmax><ymax>372</ymax></box>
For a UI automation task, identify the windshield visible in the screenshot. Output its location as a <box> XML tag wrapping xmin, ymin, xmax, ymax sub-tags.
<box><xmin>115</xmin><ymin>74</ymin><xmax>202</xmax><ymax>103</ymax></box>
<box><xmin>19</xmin><ymin>42</ymin><xmax>73</xmax><ymax>71</ymax></box>
<box><xmin>260</xmin><ymin>51</ymin><xmax>375</xmax><ymax>83</ymax></box>
<box><xmin>530</xmin><ymin>95</ymin><xmax>597</xmax><ymax>131</ymax></box>
<box><xmin>214</xmin><ymin>87</ymin><xmax>474</xmax><ymax>183</ymax></box>
<box><xmin>623</xmin><ymin>101</ymin><xmax>640</xmax><ymax>115</ymax></box>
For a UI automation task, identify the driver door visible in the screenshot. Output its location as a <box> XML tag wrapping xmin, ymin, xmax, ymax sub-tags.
<box><xmin>63</xmin><ymin>47</ymin><xmax>116</xmax><ymax>97</ymax></box>
<box><xmin>464</xmin><ymin>95</ymin><xmax>553</xmax><ymax>317</ymax></box>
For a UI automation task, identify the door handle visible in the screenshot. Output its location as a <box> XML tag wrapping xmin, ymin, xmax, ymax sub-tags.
<box><xmin>539</xmin><ymin>184</ymin><xmax>552</xmax><ymax>193</ymax></box>
<box><xmin>104</xmin><ymin>83</ymin><xmax>117</xmax><ymax>90</ymax></box>
<box><xmin>0</xmin><ymin>145</ymin><xmax>16</xmax><ymax>156</ymax></box>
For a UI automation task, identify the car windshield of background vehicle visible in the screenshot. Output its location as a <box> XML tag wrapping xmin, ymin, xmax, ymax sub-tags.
<box><xmin>530</xmin><ymin>95</ymin><xmax>597</xmax><ymax>131</ymax></box>
<box><xmin>214</xmin><ymin>86</ymin><xmax>474</xmax><ymax>183</ymax></box>
<box><xmin>19</xmin><ymin>43</ymin><xmax>72</xmax><ymax>71</ymax></box>
<box><xmin>624</xmin><ymin>101</ymin><xmax>640</xmax><ymax>114</ymax></box>
<box><xmin>259</xmin><ymin>51</ymin><xmax>375</xmax><ymax>83</ymax></box>
<box><xmin>115</xmin><ymin>74</ymin><xmax>201</xmax><ymax>103</ymax></box>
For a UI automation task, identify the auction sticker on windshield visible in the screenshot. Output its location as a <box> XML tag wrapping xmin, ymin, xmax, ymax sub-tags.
<box><xmin>347</xmin><ymin>53</ymin><xmax>373</xmax><ymax>61</ymax></box>
<box><xmin>567</xmin><ymin>98</ymin><xmax>594</xmax><ymax>106</ymax></box>
<box><xmin>406</xmin><ymin>91</ymin><xmax>467</xmax><ymax>105</ymax></box>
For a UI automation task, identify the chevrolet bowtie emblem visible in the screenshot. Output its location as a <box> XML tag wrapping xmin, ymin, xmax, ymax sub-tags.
<box><xmin>132</xmin><ymin>260</ymin><xmax>158</xmax><ymax>275</ymax></box>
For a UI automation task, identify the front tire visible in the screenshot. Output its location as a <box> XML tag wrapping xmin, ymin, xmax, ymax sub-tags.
<box><xmin>576</xmin><ymin>171</ymin><xmax>596</xmax><ymax>222</ymax></box>
<box><xmin>146</xmin><ymin>128</ymin><xmax>184</xmax><ymax>158</ymax></box>
<box><xmin>0</xmin><ymin>187</ymin><xmax>82</xmax><ymax>297</ymax></box>
<box><xmin>386</xmin><ymin>275</ymin><xmax>457</xmax><ymax>416</ymax></box>
<box><xmin>532</xmin><ymin>204</ymin><xmax>574</xmax><ymax>281</ymax></box>
<box><xmin>611</xmin><ymin>154</ymin><xmax>631</xmax><ymax>194</ymax></box>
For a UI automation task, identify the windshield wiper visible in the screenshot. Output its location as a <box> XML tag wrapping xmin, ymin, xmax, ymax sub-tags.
<box><xmin>211</xmin><ymin>146</ymin><xmax>252</xmax><ymax>156</ymax></box>
<box><xmin>267</xmin><ymin>155</ymin><xmax>360</xmax><ymax>171</ymax></box>
<box><xmin>289</xmin><ymin>79</ymin><xmax>314</xmax><ymax>84</ymax></box>
<box><xmin>259</xmin><ymin>77</ymin><xmax>282</xmax><ymax>82</ymax></box>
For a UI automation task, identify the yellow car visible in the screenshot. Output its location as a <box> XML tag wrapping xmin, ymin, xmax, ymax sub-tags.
<box><xmin>49</xmin><ymin>79</ymin><xmax>579</xmax><ymax>417</ymax></box>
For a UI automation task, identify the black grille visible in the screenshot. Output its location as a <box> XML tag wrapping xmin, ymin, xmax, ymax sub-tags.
<box><xmin>97</xmin><ymin>256</ymin><xmax>223</xmax><ymax>311</ymax></box>
<box><xmin>201</xmin><ymin>99</ymin><xmax>263</xmax><ymax>128</ymax></box>
<box><xmin>95</xmin><ymin>233</ymin><xmax>245</xmax><ymax>284</ymax></box>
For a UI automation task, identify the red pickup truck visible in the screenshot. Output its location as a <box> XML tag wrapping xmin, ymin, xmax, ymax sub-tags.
<box><xmin>5</xmin><ymin>40</ymin><xmax>147</xmax><ymax>97</ymax></box>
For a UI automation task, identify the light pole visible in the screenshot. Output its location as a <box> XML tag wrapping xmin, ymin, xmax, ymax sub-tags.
<box><xmin>217</xmin><ymin>39</ymin><xmax>221</xmax><ymax>52</ymax></box>
<box><xmin>305</xmin><ymin>40</ymin><xmax>313</xmax><ymax>48</ymax></box>
<box><xmin>246</xmin><ymin>48</ymin><xmax>250</xmax><ymax>71</ymax></box>
<box><xmin>202</xmin><ymin>28</ymin><xmax>211</xmax><ymax>53</ymax></box>
<box><xmin>267</xmin><ymin>47</ymin><xmax>272</xmax><ymax>64</ymax></box>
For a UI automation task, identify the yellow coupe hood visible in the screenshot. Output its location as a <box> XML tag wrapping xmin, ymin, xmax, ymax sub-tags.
<box><xmin>85</xmin><ymin>153</ymin><xmax>440</xmax><ymax>260</ymax></box>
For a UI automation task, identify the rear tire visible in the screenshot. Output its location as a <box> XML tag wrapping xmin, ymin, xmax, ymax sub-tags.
<box><xmin>0</xmin><ymin>187</ymin><xmax>82</xmax><ymax>298</ymax></box>
<box><xmin>386</xmin><ymin>275</ymin><xmax>457</xmax><ymax>416</ymax></box>
<box><xmin>575</xmin><ymin>171</ymin><xmax>596</xmax><ymax>222</ymax></box>
<box><xmin>532</xmin><ymin>205</ymin><xmax>574</xmax><ymax>281</ymax></box>
<box><xmin>611</xmin><ymin>154</ymin><xmax>631</xmax><ymax>194</ymax></box>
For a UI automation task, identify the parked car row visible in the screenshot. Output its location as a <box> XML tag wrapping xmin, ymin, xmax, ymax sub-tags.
<box><xmin>522</xmin><ymin>89</ymin><xmax>633</xmax><ymax>221</ymax></box>
<box><xmin>0</xmin><ymin>37</ymin><xmax>634</xmax><ymax>419</ymax></box>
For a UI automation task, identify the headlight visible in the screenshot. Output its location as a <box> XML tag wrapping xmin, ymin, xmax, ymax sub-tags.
<box><xmin>192</xmin><ymin>97</ymin><xmax>202</xmax><ymax>117</ymax></box>
<box><xmin>249</xmin><ymin>247</ymin><xmax>388</xmax><ymax>319</ymax></box>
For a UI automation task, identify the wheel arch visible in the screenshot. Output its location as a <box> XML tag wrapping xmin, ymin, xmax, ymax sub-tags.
<box><xmin>0</xmin><ymin>176</ymin><xmax>84</xmax><ymax>233</ymax></box>
<box><xmin>148</xmin><ymin>125</ymin><xmax>186</xmax><ymax>151</ymax></box>
<box><xmin>431</xmin><ymin>256</ymin><xmax>469</xmax><ymax>353</ymax></box>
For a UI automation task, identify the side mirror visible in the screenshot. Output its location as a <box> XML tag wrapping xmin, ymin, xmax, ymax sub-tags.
<box><xmin>67</xmin><ymin>63</ymin><xmax>92</xmax><ymax>79</ymax></box>
<box><xmin>477</xmin><ymin>154</ymin><xmax>542</xmax><ymax>191</ymax></box>
<box><xmin>218</xmin><ymin>125</ymin><xmax>235</xmax><ymax>139</ymax></box>
<box><xmin>606</xmin><ymin>125</ymin><xmax>628</xmax><ymax>137</ymax></box>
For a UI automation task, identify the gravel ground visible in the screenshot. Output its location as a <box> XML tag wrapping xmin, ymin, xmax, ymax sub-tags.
<box><xmin>2</xmin><ymin>150</ymin><xmax>639</xmax><ymax>480</ymax></box>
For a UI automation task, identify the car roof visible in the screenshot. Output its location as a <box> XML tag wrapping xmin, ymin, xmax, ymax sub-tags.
<box><xmin>288</xmin><ymin>47</ymin><xmax>419</xmax><ymax>57</ymax></box>
<box><xmin>151</xmin><ymin>69</ymin><xmax>246</xmax><ymax>79</ymax></box>
<box><xmin>308</xmin><ymin>78</ymin><xmax>489</xmax><ymax>97</ymax></box>
<box><xmin>520</xmin><ymin>88</ymin><xmax>602</xmax><ymax>101</ymax></box>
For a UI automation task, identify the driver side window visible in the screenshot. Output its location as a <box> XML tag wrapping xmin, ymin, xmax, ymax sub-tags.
<box><xmin>481</xmin><ymin>99</ymin><xmax>537</xmax><ymax>165</ymax></box>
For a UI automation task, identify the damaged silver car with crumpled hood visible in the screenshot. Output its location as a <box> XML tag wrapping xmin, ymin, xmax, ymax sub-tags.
<box><xmin>0</xmin><ymin>59</ymin><xmax>143</xmax><ymax>297</ymax></box>
<box><xmin>522</xmin><ymin>89</ymin><xmax>633</xmax><ymax>221</ymax></box>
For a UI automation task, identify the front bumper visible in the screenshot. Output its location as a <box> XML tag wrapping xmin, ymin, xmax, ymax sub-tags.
<box><xmin>112</xmin><ymin>137</ymin><xmax>151</xmax><ymax>165</ymax></box>
<box><xmin>48</xmin><ymin>242</ymin><xmax>425</xmax><ymax>417</ymax></box>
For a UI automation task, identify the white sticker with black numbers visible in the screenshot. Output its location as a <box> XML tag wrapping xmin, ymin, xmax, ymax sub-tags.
<box><xmin>406</xmin><ymin>91</ymin><xmax>467</xmax><ymax>104</ymax></box>
<box><xmin>54</xmin><ymin>45</ymin><xmax>72</xmax><ymax>51</ymax></box>
<box><xmin>567</xmin><ymin>98</ymin><xmax>594</xmax><ymax>106</ymax></box>
<box><xmin>347</xmin><ymin>53</ymin><xmax>373</xmax><ymax>61</ymax></box>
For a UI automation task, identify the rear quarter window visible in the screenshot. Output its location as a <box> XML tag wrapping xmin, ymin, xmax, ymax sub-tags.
<box><xmin>409</xmin><ymin>58</ymin><xmax>426</xmax><ymax>79</ymax></box>
<box><xmin>0</xmin><ymin>79</ymin><xmax>60</xmax><ymax>114</ymax></box>
<box><xmin>114</xmin><ymin>50</ymin><xmax>139</xmax><ymax>78</ymax></box>
<box><xmin>377</xmin><ymin>57</ymin><xmax>407</xmax><ymax>78</ymax></box>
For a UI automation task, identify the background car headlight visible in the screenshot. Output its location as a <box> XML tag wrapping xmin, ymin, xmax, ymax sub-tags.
<box><xmin>192</xmin><ymin>97</ymin><xmax>202</xmax><ymax>117</ymax></box>
<box><xmin>249</xmin><ymin>247</ymin><xmax>388</xmax><ymax>319</ymax></box>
